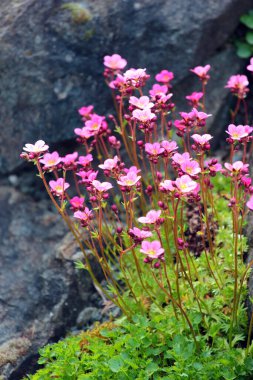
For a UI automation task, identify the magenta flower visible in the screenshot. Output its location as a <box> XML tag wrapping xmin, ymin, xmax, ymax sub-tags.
<box><xmin>185</xmin><ymin>92</ymin><xmax>203</xmax><ymax>107</ymax></box>
<box><xmin>85</xmin><ymin>114</ymin><xmax>105</xmax><ymax>134</ymax></box>
<box><xmin>132</xmin><ymin>108</ymin><xmax>155</xmax><ymax>122</ymax></box>
<box><xmin>247</xmin><ymin>57</ymin><xmax>253</xmax><ymax>72</ymax></box>
<box><xmin>129</xmin><ymin>227</ymin><xmax>153</xmax><ymax>240</ymax></box>
<box><xmin>103</xmin><ymin>54</ymin><xmax>127</xmax><ymax>70</ymax></box>
<box><xmin>138</xmin><ymin>210</ymin><xmax>161</xmax><ymax>224</ymax></box>
<box><xmin>161</xmin><ymin>140</ymin><xmax>178</xmax><ymax>154</ymax></box>
<box><xmin>191</xmin><ymin>134</ymin><xmax>213</xmax><ymax>145</ymax></box>
<box><xmin>149</xmin><ymin>84</ymin><xmax>168</xmax><ymax>98</ymax></box>
<box><xmin>225</xmin><ymin>75</ymin><xmax>249</xmax><ymax>99</ymax></box>
<box><xmin>78</xmin><ymin>154</ymin><xmax>93</xmax><ymax>167</ymax></box>
<box><xmin>23</xmin><ymin>140</ymin><xmax>49</xmax><ymax>154</ymax></box>
<box><xmin>98</xmin><ymin>156</ymin><xmax>119</xmax><ymax>170</ymax></box>
<box><xmin>172</xmin><ymin>152</ymin><xmax>192</xmax><ymax>165</ymax></box>
<box><xmin>190</xmin><ymin>65</ymin><xmax>211</xmax><ymax>81</ymax></box>
<box><xmin>49</xmin><ymin>178</ymin><xmax>70</xmax><ymax>196</ymax></box>
<box><xmin>78</xmin><ymin>105</ymin><xmax>94</xmax><ymax>118</ymax></box>
<box><xmin>155</xmin><ymin>70</ymin><xmax>174</xmax><ymax>84</ymax></box>
<box><xmin>145</xmin><ymin>142</ymin><xmax>165</xmax><ymax>156</ymax></box>
<box><xmin>207</xmin><ymin>160</ymin><xmax>222</xmax><ymax>173</ymax></box>
<box><xmin>181</xmin><ymin>160</ymin><xmax>201</xmax><ymax>176</ymax></box>
<box><xmin>92</xmin><ymin>180</ymin><xmax>113</xmax><ymax>192</ymax></box>
<box><xmin>175</xmin><ymin>175</ymin><xmax>198</xmax><ymax>193</ymax></box>
<box><xmin>159</xmin><ymin>180</ymin><xmax>175</xmax><ymax>192</ymax></box>
<box><xmin>117</xmin><ymin>171</ymin><xmax>141</xmax><ymax>187</ymax></box>
<box><xmin>62</xmin><ymin>152</ymin><xmax>78</xmax><ymax>166</ymax></box>
<box><xmin>224</xmin><ymin>161</ymin><xmax>249</xmax><ymax>173</ymax></box>
<box><xmin>226</xmin><ymin>124</ymin><xmax>251</xmax><ymax>141</ymax></box>
<box><xmin>140</xmin><ymin>240</ymin><xmax>164</xmax><ymax>258</ymax></box>
<box><xmin>246</xmin><ymin>195</ymin><xmax>253</xmax><ymax>210</ymax></box>
<box><xmin>74</xmin><ymin>208</ymin><xmax>93</xmax><ymax>225</ymax></box>
<box><xmin>74</xmin><ymin>127</ymin><xmax>93</xmax><ymax>139</ymax></box>
<box><xmin>129</xmin><ymin>96</ymin><xmax>154</xmax><ymax>109</ymax></box>
<box><xmin>70</xmin><ymin>196</ymin><xmax>85</xmax><ymax>209</ymax></box>
<box><xmin>40</xmin><ymin>151</ymin><xmax>61</xmax><ymax>168</ymax></box>
<box><xmin>77</xmin><ymin>170</ymin><xmax>98</xmax><ymax>183</ymax></box>
<box><xmin>189</xmin><ymin>108</ymin><xmax>212</xmax><ymax>121</ymax></box>
<box><xmin>109</xmin><ymin>74</ymin><xmax>126</xmax><ymax>90</ymax></box>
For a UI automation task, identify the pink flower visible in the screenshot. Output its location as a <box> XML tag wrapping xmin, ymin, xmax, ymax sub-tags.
<box><xmin>128</xmin><ymin>227</ymin><xmax>153</xmax><ymax>240</ymax></box>
<box><xmin>23</xmin><ymin>140</ymin><xmax>49</xmax><ymax>154</ymax></box>
<box><xmin>74</xmin><ymin>127</ymin><xmax>93</xmax><ymax>139</ymax></box>
<box><xmin>155</xmin><ymin>70</ymin><xmax>174</xmax><ymax>84</ymax></box>
<box><xmin>145</xmin><ymin>142</ymin><xmax>164</xmax><ymax>156</ymax></box>
<box><xmin>161</xmin><ymin>140</ymin><xmax>178</xmax><ymax>154</ymax></box>
<box><xmin>175</xmin><ymin>175</ymin><xmax>198</xmax><ymax>193</ymax></box>
<box><xmin>123</xmin><ymin>68</ymin><xmax>149</xmax><ymax>87</ymax></box>
<box><xmin>224</xmin><ymin>161</ymin><xmax>249</xmax><ymax>173</ymax></box>
<box><xmin>98</xmin><ymin>156</ymin><xmax>119</xmax><ymax>170</ymax></box>
<box><xmin>207</xmin><ymin>160</ymin><xmax>222</xmax><ymax>173</ymax></box>
<box><xmin>85</xmin><ymin>114</ymin><xmax>105</xmax><ymax>134</ymax></box>
<box><xmin>62</xmin><ymin>152</ymin><xmax>78</xmax><ymax>166</ymax></box>
<box><xmin>49</xmin><ymin>178</ymin><xmax>70</xmax><ymax>196</ymax></box>
<box><xmin>246</xmin><ymin>195</ymin><xmax>253</xmax><ymax>210</ymax></box>
<box><xmin>129</xmin><ymin>96</ymin><xmax>154</xmax><ymax>109</ymax></box>
<box><xmin>132</xmin><ymin>108</ymin><xmax>155</xmax><ymax>122</ymax></box>
<box><xmin>225</xmin><ymin>75</ymin><xmax>249</xmax><ymax>99</ymax></box>
<box><xmin>138</xmin><ymin>210</ymin><xmax>161</xmax><ymax>224</ymax></box>
<box><xmin>74</xmin><ymin>208</ymin><xmax>93</xmax><ymax>225</ymax></box>
<box><xmin>78</xmin><ymin>105</ymin><xmax>94</xmax><ymax>118</ymax></box>
<box><xmin>159</xmin><ymin>180</ymin><xmax>175</xmax><ymax>192</ymax></box>
<box><xmin>117</xmin><ymin>171</ymin><xmax>141</xmax><ymax>187</ymax></box>
<box><xmin>185</xmin><ymin>92</ymin><xmax>203</xmax><ymax>107</ymax></box>
<box><xmin>190</xmin><ymin>65</ymin><xmax>211</xmax><ymax>81</ymax></box>
<box><xmin>172</xmin><ymin>152</ymin><xmax>192</xmax><ymax>165</ymax></box>
<box><xmin>92</xmin><ymin>180</ymin><xmax>113</xmax><ymax>192</ymax></box>
<box><xmin>40</xmin><ymin>151</ymin><xmax>61</xmax><ymax>168</ymax></box>
<box><xmin>77</xmin><ymin>170</ymin><xmax>98</xmax><ymax>183</ymax></box>
<box><xmin>191</xmin><ymin>134</ymin><xmax>213</xmax><ymax>145</ymax></box>
<box><xmin>149</xmin><ymin>84</ymin><xmax>168</xmax><ymax>98</ymax></box>
<box><xmin>140</xmin><ymin>240</ymin><xmax>164</xmax><ymax>258</ymax></box>
<box><xmin>180</xmin><ymin>160</ymin><xmax>201</xmax><ymax>176</ymax></box>
<box><xmin>78</xmin><ymin>154</ymin><xmax>93</xmax><ymax>167</ymax></box>
<box><xmin>70</xmin><ymin>196</ymin><xmax>85</xmax><ymax>209</ymax></box>
<box><xmin>247</xmin><ymin>57</ymin><xmax>253</xmax><ymax>72</ymax></box>
<box><xmin>189</xmin><ymin>108</ymin><xmax>212</xmax><ymax>121</ymax></box>
<box><xmin>226</xmin><ymin>124</ymin><xmax>251</xmax><ymax>141</ymax></box>
<box><xmin>124</xmin><ymin>166</ymin><xmax>141</xmax><ymax>174</ymax></box>
<box><xmin>104</xmin><ymin>54</ymin><xmax>127</xmax><ymax>70</ymax></box>
<box><xmin>109</xmin><ymin>74</ymin><xmax>126</xmax><ymax>90</ymax></box>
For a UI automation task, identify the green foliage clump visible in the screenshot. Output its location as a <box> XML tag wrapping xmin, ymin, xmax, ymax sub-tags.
<box><xmin>236</xmin><ymin>10</ymin><xmax>253</xmax><ymax>58</ymax></box>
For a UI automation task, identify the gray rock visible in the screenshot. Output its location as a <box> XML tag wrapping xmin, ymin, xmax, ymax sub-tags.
<box><xmin>0</xmin><ymin>0</ymin><xmax>252</xmax><ymax>173</ymax></box>
<box><xmin>0</xmin><ymin>186</ymin><xmax>102</xmax><ymax>379</ymax></box>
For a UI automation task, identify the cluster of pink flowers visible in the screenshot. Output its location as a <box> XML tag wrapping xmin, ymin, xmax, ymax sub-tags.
<box><xmin>225</xmin><ymin>75</ymin><xmax>249</xmax><ymax>99</ymax></box>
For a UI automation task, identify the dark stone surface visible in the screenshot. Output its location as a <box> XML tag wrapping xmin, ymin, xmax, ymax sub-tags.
<box><xmin>0</xmin><ymin>185</ymin><xmax>102</xmax><ymax>379</ymax></box>
<box><xmin>0</xmin><ymin>0</ymin><xmax>252</xmax><ymax>173</ymax></box>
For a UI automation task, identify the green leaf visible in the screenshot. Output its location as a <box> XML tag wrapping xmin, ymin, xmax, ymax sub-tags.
<box><xmin>108</xmin><ymin>356</ymin><xmax>124</xmax><ymax>372</ymax></box>
<box><xmin>236</xmin><ymin>42</ymin><xmax>252</xmax><ymax>58</ymax></box>
<box><xmin>240</xmin><ymin>14</ymin><xmax>253</xmax><ymax>29</ymax></box>
<box><xmin>246</xmin><ymin>31</ymin><xmax>253</xmax><ymax>45</ymax></box>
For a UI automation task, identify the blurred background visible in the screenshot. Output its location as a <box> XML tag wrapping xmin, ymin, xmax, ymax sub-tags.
<box><xmin>1</xmin><ymin>0</ymin><xmax>253</xmax><ymax>378</ymax></box>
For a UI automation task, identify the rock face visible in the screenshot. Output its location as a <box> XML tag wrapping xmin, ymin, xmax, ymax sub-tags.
<box><xmin>0</xmin><ymin>186</ymin><xmax>103</xmax><ymax>379</ymax></box>
<box><xmin>0</xmin><ymin>0</ymin><xmax>253</xmax><ymax>173</ymax></box>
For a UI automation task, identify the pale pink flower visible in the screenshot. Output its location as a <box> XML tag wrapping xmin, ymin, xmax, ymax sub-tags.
<box><xmin>129</xmin><ymin>96</ymin><xmax>154</xmax><ymax>109</ymax></box>
<box><xmin>145</xmin><ymin>142</ymin><xmax>164</xmax><ymax>156</ymax></box>
<box><xmin>226</xmin><ymin>124</ymin><xmax>250</xmax><ymax>140</ymax></box>
<box><xmin>138</xmin><ymin>210</ymin><xmax>161</xmax><ymax>224</ymax></box>
<box><xmin>124</xmin><ymin>166</ymin><xmax>141</xmax><ymax>174</ymax></box>
<box><xmin>78</xmin><ymin>154</ymin><xmax>93</xmax><ymax>167</ymax></box>
<box><xmin>92</xmin><ymin>180</ymin><xmax>113</xmax><ymax>192</ymax></box>
<box><xmin>124</xmin><ymin>68</ymin><xmax>147</xmax><ymax>81</ymax></box>
<box><xmin>157</xmin><ymin>93</ymin><xmax>173</xmax><ymax>103</ymax></box>
<box><xmin>78</xmin><ymin>105</ymin><xmax>94</xmax><ymax>118</ymax></box>
<box><xmin>40</xmin><ymin>151</ymin><xmax>61</xmax><ymax>168</ymax></box>
<box><xmin>185</xmin><ymin>92</ymin><xmax>203</xmax><ymax>106</ymax></box>
<box><xmin>109</xmin><ymin>74</ymin><xmax>126</xmax><ymax>89</ymax></box>
<box><xmin>191</xmin><ymin>134</ymin><xmax>213</xmax><ymax>145</ymax></box>
<box><xmin>23</xmin><ymin>140</ymin><xmax>49</xmax><ymax>154</ymax></box>
<box><xmin>161</xmin><ymin>140</ymin><xmax>178</xmax><ymax>154</ymax></box>
<box><xmin>246</xmin><ymin>195</ymin><xmax>253</xmax><ymax>210</ymax></box>
<box><xmin>62</xmin><ymin>152</ymin><xmax>78</xmax><ymax>166</ymax></box>
<box><xmin>172</xmin><ymin>152</ymin><xmax>192</xmax><ymax>165</ymax></box>
<box><xmin>98</xmin><ymin>156</ymin><xmax>119</xmax><ymax>170</ymax></box>
<box><xmin>140</xmin><ymin>240</ymin><xmax>164</xmax><ymax>258</ymax></box>
<box><xmin>159</xmin><ymin>180</ymin><xmax>175</xmax><ymax>192</ymax></box>
<box><xmin>74</xmin><ymin>208</ymin><xmax>93</xmax><ymax>223</ymax></box>
<box><xmin>181</xmin><ymin>160</ymin><xmax>201</xmax><ymax>176</ymax></box>
<box><xmin>225</xmin><ymin>75</ymin><xmax>249</xmax><ymax>99</ymax></box>
<box><xmin>77</xmin><ymin>170</ymin><xmax>98</xmax><ymax>183</ymax></box>
<box><xmin>49</xmin><ymin>178</ymin><xmax>70</xmax><ymax>196</ymax></box>
<box><xmin>85</xmin><ymin>114</ymin><xmax>105</xmax><ymax>134</ymax></box>
<box><xmin>104</xmin><ymin>54</ymin><xmax>127</xmax><ymax>70</ymax></box>
<box><xmin>132</xmin><ymin>108</ymin><xmax>155</xmax><ymax>122</ymax></box>
<box><xmin>74</xmin><ymin>127</ymin><xmax>93</xmax><ymax>139</ymax></box>
<box><xmin>129</xmin><ymin>227</ymin><xmax>153</xmax><ymax>240</ymax></box>
<box><xmin>247</xmin><ymin>57</ymin><xmax>253</xmax><ymax>72</ymax></box>
<box><xmin>224</xmin><ymin>161</ymin><xmax>249</xmax><ymax>173</ymax></box>
<box><xmin>190</xmin><ymin>65</ymin><xmax>211</xmax><ymax>80</ymax></box>
<box><xmin>155</xmin><ymin>70</ymin><xmax>174</xmax><ymax>83</ymax></box>
<box><xmin>70</xmin><ymin>196</ymin><xmax>85</xmax><ymax>209</ymax></box>
<box><xmin>149</xmin><ymin>84</ymin><xmax>168</xmax><ymax>98</ymax></box>
<box><xmin>190</xmin><ymin>108</ymin><xmax>212</xmax><ymax>121</ymax></box>
<box><xmin>117</xmin><ymin>171</ymin><xmax>141</xmax><ymax>187</ymax></box>
<box><xmin>175</xmin><ymin>175</ymin><xmax>198</xmax><ymax>193</ymax></box>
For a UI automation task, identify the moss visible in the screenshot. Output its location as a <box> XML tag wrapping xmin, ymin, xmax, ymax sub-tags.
<box><xmin>61</xmin><ymin>3</ymin><xmax>92</xmax><ymax>24</ymax></box>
